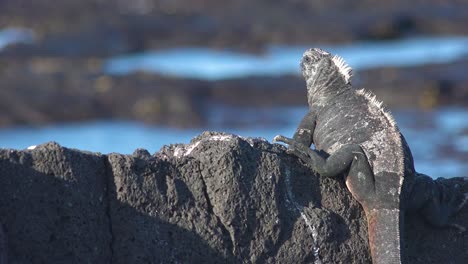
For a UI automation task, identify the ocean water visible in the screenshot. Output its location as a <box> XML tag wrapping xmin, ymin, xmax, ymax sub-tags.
<box><xmin>2</xmin><ymin>28</ymin><xmax>468</xmax><ymax>81</ymax></box>
<box><xmin>104</xmin><ymin>36</ymin><xmax>468</xmax><ymax>80</ymax></box>
<box><xmin>0</xmin><ymin>108</ymin><xmax>466</xmax><ymax>179</ymax></box>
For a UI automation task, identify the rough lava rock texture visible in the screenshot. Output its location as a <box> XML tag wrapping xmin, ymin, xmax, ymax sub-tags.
<box><xmin>107</xmin><ymin>132</ymin><xmax>370</xmax><ymax>263</ymax></box>
<box><xmin>0</xmin><ymin>132</ymin><xmax>467</xmax><ymax>263</ymax></box>
<box><xmin>0</xmin><ymin>142</ymin><xmax>111</xmax><ymax>263</ymax></box>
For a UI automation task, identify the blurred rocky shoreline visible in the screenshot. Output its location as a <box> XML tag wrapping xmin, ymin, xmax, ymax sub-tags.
<box><xmin>1</xmin><ymin>0</ymin><xmax>467</xmax><ymax>128</ymax></box>
<box><xmin>1</xmin><ymin>56</ymin><xmax>467</xmax><ymax>128</ymax></box>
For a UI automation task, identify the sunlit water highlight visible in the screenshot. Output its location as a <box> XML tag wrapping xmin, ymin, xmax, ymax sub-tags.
<box><xmin>105</xmin><ymin>36</ymin><xmax>468</xmax><ymax>80</ymax></box>
<box><xmin>0</xmin><ymin>28</ymin><xmax>34</xmax><ymax>50</ymax></box>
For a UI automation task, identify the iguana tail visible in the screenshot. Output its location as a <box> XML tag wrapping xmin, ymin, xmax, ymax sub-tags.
<box><xmin>366</xmin><ymin>208</ymin><xmax>403</xmax><ymax>264</ymax></box>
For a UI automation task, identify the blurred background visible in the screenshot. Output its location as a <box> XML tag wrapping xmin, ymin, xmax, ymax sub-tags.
<box><xmin>0</xmin><ymin>0</ymin><xmax>466</xmax><ymax>178</ymax></box>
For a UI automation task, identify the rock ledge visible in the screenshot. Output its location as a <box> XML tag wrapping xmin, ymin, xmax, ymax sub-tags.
<box><xmin>0</xmin><ymin>132</ymin><xmax>466</xmax><ymax>263</ymax></box>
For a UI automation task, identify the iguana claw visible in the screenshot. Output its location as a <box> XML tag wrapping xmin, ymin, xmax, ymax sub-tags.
<box><xmin>273</xmin><ymin>135</ymin><xmax>293</xmax><ymax>145</ymax></box>
<box><xmin>273</xmin><ymin>135</ymin><xmax>314</xmax><ymax>165</ymax></box>
<box><xmin>273</xmin><ymin>135</ymin><xmax>305</xmax><ymax>151</ymax></box>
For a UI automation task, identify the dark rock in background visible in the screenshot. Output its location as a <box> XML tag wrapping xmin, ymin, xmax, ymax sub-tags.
<box><xmin>0</xmin><ymin>132</ymin><xmax>466</xmax><ymax>263</ymax></box>
<box><xmin>1</xmin><ymin>0</ymin><xmax>468</xmax><ymax>55</ymax></box>
<box><xmin>405</xmin><ymin>177</ymin><xmax>468</xmax><ymax>264</ymax></box>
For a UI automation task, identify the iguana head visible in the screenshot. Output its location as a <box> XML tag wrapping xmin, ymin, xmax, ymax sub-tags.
<box><xmin>301</xmin><ymin>48</ymin><xmax>353</xmax><ymax>104</ymax></box>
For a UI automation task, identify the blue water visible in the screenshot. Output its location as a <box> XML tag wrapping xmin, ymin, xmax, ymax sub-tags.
<box><xmin>2</xmin><ymin>28</ymin><xmax>468</xmax><ymax>81</ymax></box>
<box><xmin>0</xmin><ymin>108</ymin><xmax>466</xmax><ymax>179</ymax></box>
<box><xmin>0</xmin><ymin>28</ymin><xmax>34</xmax><ymax>50</ymax></box>
<box><xmin>105</xmin><ymin>36</ymin><xmax>468</xmax><ymax>80</ymax></box>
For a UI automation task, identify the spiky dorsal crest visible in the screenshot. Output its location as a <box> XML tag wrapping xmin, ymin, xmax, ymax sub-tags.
<box><xmin>356</xmin><ymin>88</ymin><xmax>404</xmax><ymax>189</ymax></box>
<box><xmin>331</xmin><ymin>55</ymin><xmax>352</xmax><ymax>84</ymax></box>
<box><xmin>356</xmin><ymin>89</ymin><xmax>397</xmax><ymax>128</ymax></box>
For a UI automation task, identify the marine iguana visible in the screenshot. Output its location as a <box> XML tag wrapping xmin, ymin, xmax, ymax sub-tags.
<box><xmin>273</xmin><ymin>48</ymin><xmax>467</xmax><ymax>264</ymax></box>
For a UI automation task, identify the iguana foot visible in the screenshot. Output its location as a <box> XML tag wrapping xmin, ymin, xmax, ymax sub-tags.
<box><xmin>273</xmin><ymin>135</ymin><xmax>293</xmax><ymax>150</ymax></box>
<box><xmin>272</xmin><ymin>135</ymin><xmax>287</xmax><ymax>144</ymax></box>
<box><xmin>273</xmin><ymin>135</ymin><xmax>313</xmax><ymax>163</ymax></box>
<box><xmin>273</xmin><ymin>135</ymin><xmax>298</xmax><ymax>148</ymax></box>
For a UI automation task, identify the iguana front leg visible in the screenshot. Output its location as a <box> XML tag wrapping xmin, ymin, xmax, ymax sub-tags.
<box><xmin>291</xmin><ymin>111</ymin><xmax>316</xmax><ymax>148</ymax></box>
<box><xmin>273</xmin><ymin>135</ymin><xmax>376</xmax><ymax>206</ymax></box>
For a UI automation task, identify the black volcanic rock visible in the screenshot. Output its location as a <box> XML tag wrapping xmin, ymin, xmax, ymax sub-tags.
<box><xmin>106</xmin><ymin>132</ymin><xmax>370</xmax><ymax>263</ymax></box>
<box><xmin>0</xmin><ymin>132</ymin><xmax>467</xmax><ymax>263</ymax></box>
<box><xmin>0</xmin><ymin>143</ymin><xmax>111</xmax><ymax>263</ymax></box>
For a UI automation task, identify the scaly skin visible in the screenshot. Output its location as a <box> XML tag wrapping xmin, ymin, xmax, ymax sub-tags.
<box><xmin>274</xmin><ymin>48</ymin><xmax>467</xmax><ymax>264</ymax></box>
